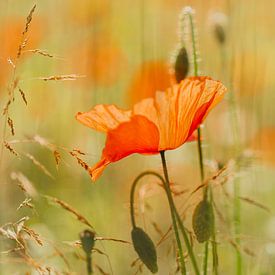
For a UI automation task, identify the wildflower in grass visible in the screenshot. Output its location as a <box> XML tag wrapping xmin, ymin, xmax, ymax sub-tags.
<box><xmin>76</xmin><ymin>76</ymin><xmax>226</xmax><ymax>181</ymax></box>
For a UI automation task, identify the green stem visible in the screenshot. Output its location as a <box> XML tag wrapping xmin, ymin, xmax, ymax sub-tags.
<box><xmin>188</xmin><ymin>11</ymin><xmax>210</xmax><ymax>275</ymax></box>
<box><xmin>87</xmin><ymin>253</ymin><xmax>92</xmax><ymax>274</ymax></box>
<box><xmin>210</xmin><ymin>188</ymin><xmax>218</xmax><ymax>275</ymax></box>
<box><xmin>130</xmin><ymin>171</ymin><xmax>186</xmax><ymax>275</ymax></box>
<box><xmin>203</xmin><ymin>241</ymin><xmax>209</xmax><ymax>274</ymax></box>
<box><xmin>188</xmin><ymin>12</ymin><xmax>198</xmax><ymax>77</ymax></box>
<box><xmin>197</xmin><ymin>128</ymin><xmax>207</xmax><ymax>198</ymax></box>
<box><xmin>160</xmin><ymin>151</ymin><xmax>200</xmax><ymax>275</ymax></box>
<box><xmin>188</xmin><ymin>9</ymin><xmax>219</xmax><ymax>275</ymax></box>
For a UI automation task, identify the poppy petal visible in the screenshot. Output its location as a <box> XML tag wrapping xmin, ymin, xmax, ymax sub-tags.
<box><xmin>76</xmin><ymin>104</ymin><xmax>131</xmax><ymax>132</ymax></box>
<box><xmin>88</xmin><ymin>158</ymin><xmax>111</xmax><ymax>181</ymax></box>
<box><xmin>89</xmin><ymin>115</ymin><xmax>159</xmax><ymax>181</ymax></box>
<box><xmin>156</xmin><ymin>76</ymin><xmax>226</xmax><ymax>150</ymax></box>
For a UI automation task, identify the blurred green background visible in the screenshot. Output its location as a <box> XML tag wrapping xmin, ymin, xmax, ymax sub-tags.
<box><xmin>0</xmin><ymin>0</ymin><xmax>274</xmax><ymax>274</ymax></box>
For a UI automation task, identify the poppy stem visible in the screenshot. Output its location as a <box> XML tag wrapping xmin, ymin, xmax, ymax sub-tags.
<box><xmin>87</xmin><ymin>253</ymin><xmax>92</xmax><ymax>275</ymax></box>
<box><xmin>187</xmin><ymin>8</ymin><xmax>218</xmax><ymax>275</ymax></box>
<box><xmin>130</xmin><ymin>170</ymin><xmax>186</xmax><ymax>275</ymax></box>
<box><xmin>160</xmin><ymin>151</ymin><xmax>200</xmax><ymax>275</ymax></box>
<box><xmin>197</xmin><ymin>128</ymin><xmax>206</xmax><ymax>198</ymax></box>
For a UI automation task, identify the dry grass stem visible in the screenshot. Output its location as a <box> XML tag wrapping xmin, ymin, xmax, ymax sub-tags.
<box><xmin>4</xmin><ymin>141</ymin><xmax>19</xmax><ymax>156</ymax></box>
<box><xmin>239</xmin><ymin>196</ymin><xmax>271</xmax><ymax>213</ymax></box>
<box><xmin>7</xmin><ymin>117</ymin><xmax>15</xmax><ymax>136</ymax></box>
<box><xmin>10</xmin><ymin>171</ymin><xmax>38</xmax><ymax>197</ymax></box>
<box><xmin>38</xmin><ymin>74</ymin><xmax>86</xmax><ymax>81</ymax></box>
<box><xmin>24</xmin><ymin>153</ymin><xmax>54</xmax><ymax>179</ymax></box>
<box><xmin>43</xmin><ymin>195</ymin><xmax>94</xmax><ymax>229</ymax></box>
<box><xmin>22</xmin><ymin>49</ymin><xmax>54</xmax><ymax>58</ymax></box>
<box><xmin>18</xmin><ymin>88</ymin><xmax>28</xmax><ymax>105</ymax></box>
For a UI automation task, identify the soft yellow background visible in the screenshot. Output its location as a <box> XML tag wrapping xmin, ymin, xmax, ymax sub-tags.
<box><xmin>0</xmin><ymin>0</ymin><xmax>274</xmax><ymax>274</ymax></box>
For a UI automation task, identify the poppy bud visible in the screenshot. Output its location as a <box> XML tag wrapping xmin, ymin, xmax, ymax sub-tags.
<box><xmin>214</xmin><ymin>24</ymin><xmax>226</xmax><ymax>44</ymax></box>
<box><xmin>80</xmin><ymin>229</ymin><xmax>95</xmax><ymax>255</ymax></box>
<box><xmin>210</xmin><ymin>12</ymin><xmax>228</xmax><ymax>45</ymax></box>
<box><xmin>174</xmin><ymin>46</ymin><xmax>189</xmax><ymax>83</ymax></box>
<box><xmin>131</xmin><ymin>227</ymin><xmax>158</xmax><ymax>273</ymax></box>
<box><xmin>192</xmin><ymin>199</ymin><xmax>214</xmax><ymax>243</ymax></box>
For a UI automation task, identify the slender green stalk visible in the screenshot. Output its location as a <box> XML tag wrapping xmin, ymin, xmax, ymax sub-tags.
<box><xmin>188</xmin><ymin>9</ymin><xmax>218</xmax><ymax>275</ymax></box>
<box><xmin>130</xmin><ymin>171</ymin><xmax>186</xmax><ymax>274</ymax></box>
<box><xmin>173</xmin><ymin>206</ymin><xmax>201</xmax><ymax>275</ymax></box>
<box><xmin>160</xmin><ymin>151</ymin><xmax>200</xmax><ymax>275</ymax></box>
<box><xmin>203</xmin><ymin>241</ymin><xmax>209</xmax><ymax>274</ymax></box>
<box><xmin>87</xmin><ymin>254</ymin><xmax>92</xmax><ymax>275</ymax></box>
<box><xmin>209</xmin><ymin>188</ymin><xmax>218</xmax><ymax>275</ymax></box>
<box><xmin>197</xmin><ymin>128</ymin><xmax>207</xmax><ymax>198</ymax></box>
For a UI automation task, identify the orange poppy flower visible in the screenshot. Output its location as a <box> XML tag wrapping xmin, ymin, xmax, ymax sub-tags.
<box><xmin>76</xmin><ymin>76</ymin><xmax>227</xmax><ymax>181</ymax></box>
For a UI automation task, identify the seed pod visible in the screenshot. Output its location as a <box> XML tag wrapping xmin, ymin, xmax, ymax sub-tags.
<box><xmin>192</xmin><ymin>199</ymin><xmax>214</xmax><ymax>243</ymax></box>
<box><xmin>80</xmin><ymin>229</ymin><xmax>95</xmax><ymax>255</ymax></box>
<box><xmin>174</xmin><ymin>46</ymin><xmax>189</xmax><ymax>83</ymax></box>
<box><xmin>131</xmin><ymin>227</ymin><xmax>158</xmax><ymax>273</ymax></box>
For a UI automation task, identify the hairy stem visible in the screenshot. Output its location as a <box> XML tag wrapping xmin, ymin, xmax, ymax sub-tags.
<box><xmin>188</xmin><ymin>10</ymin><xmax>218</xmax><ymax>274</ymax></box>
<box><xmin>160</xmin><ymin>151</ymin><xmax>200</xmax><ymax>275</ymax></box>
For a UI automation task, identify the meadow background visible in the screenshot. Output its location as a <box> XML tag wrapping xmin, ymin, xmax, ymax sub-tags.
<box><xmin>0</xmin><ymin>0</ymin><xmax>274</xmax><ymax>274</ymax></box>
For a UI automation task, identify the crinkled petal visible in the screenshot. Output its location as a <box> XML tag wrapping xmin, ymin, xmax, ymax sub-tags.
<box><xmin>133</xmin><ymin>76</ymin><xmax>226</xmax><ymax>151</ymax></box>
<box><xmin>76</xmin><ymin>104</ymin><xmax>131</xmax><ymax>132</ymax></box>
<box><xmin>76</xmin><ymin>76</ymin><xmax>226</xmax><ymax>181</ymax></box>
<box><xmin>156</xmin><ymin>76</ymin><xmax>226</xmax><ymax>150</ymax></box>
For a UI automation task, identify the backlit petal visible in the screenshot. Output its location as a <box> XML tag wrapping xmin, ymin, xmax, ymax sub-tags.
<box><xmin>76</xmin><ymin>104</ymin><xmax>131</xmax><ymax>132</ymax></box>
<box><xmin>89</xmin><ymin>115</ymin><xmax>159</xmax><ymax>180</ymax></box>
<box><xmin>133</xmin><ymin>76</ymin><xmax>226</xmax><ymax>151</ymax></box>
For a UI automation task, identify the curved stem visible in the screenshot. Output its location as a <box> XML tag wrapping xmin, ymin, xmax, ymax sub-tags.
<box><xmin>160</xmin><ymin>151</ymin><xmax>200</xmax><ymax>275</ymax></box>
<box><xmin>129</xmin><ymin>171</ymin><xmax>186</xmax><ymax>274</ymax></box>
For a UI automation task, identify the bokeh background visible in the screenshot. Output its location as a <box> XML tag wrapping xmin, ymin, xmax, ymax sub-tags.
<box><xmin>0</xmin><ymin>0</ymin><xmax>274</xmax><ymax>274</ymax></box>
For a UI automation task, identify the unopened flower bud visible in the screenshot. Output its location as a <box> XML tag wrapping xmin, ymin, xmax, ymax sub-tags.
<box><xmin>174</xmin><ymin>46</ymin><xmax>189</xmax><ymax>83</ymax></box>
<box><xmin>131</xmin><ymin>227</ymin><xmax>158</xmax><ymax>273</ymax></box>
<box><xmin>80</xmin><ymin>229</ymin><xmax>95</xmax><ymax>255</ymax></box>
<box><xmin>192</xmin><ymin>199</ymin><xmax>214</xmax><ymax>243</ymax></box>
